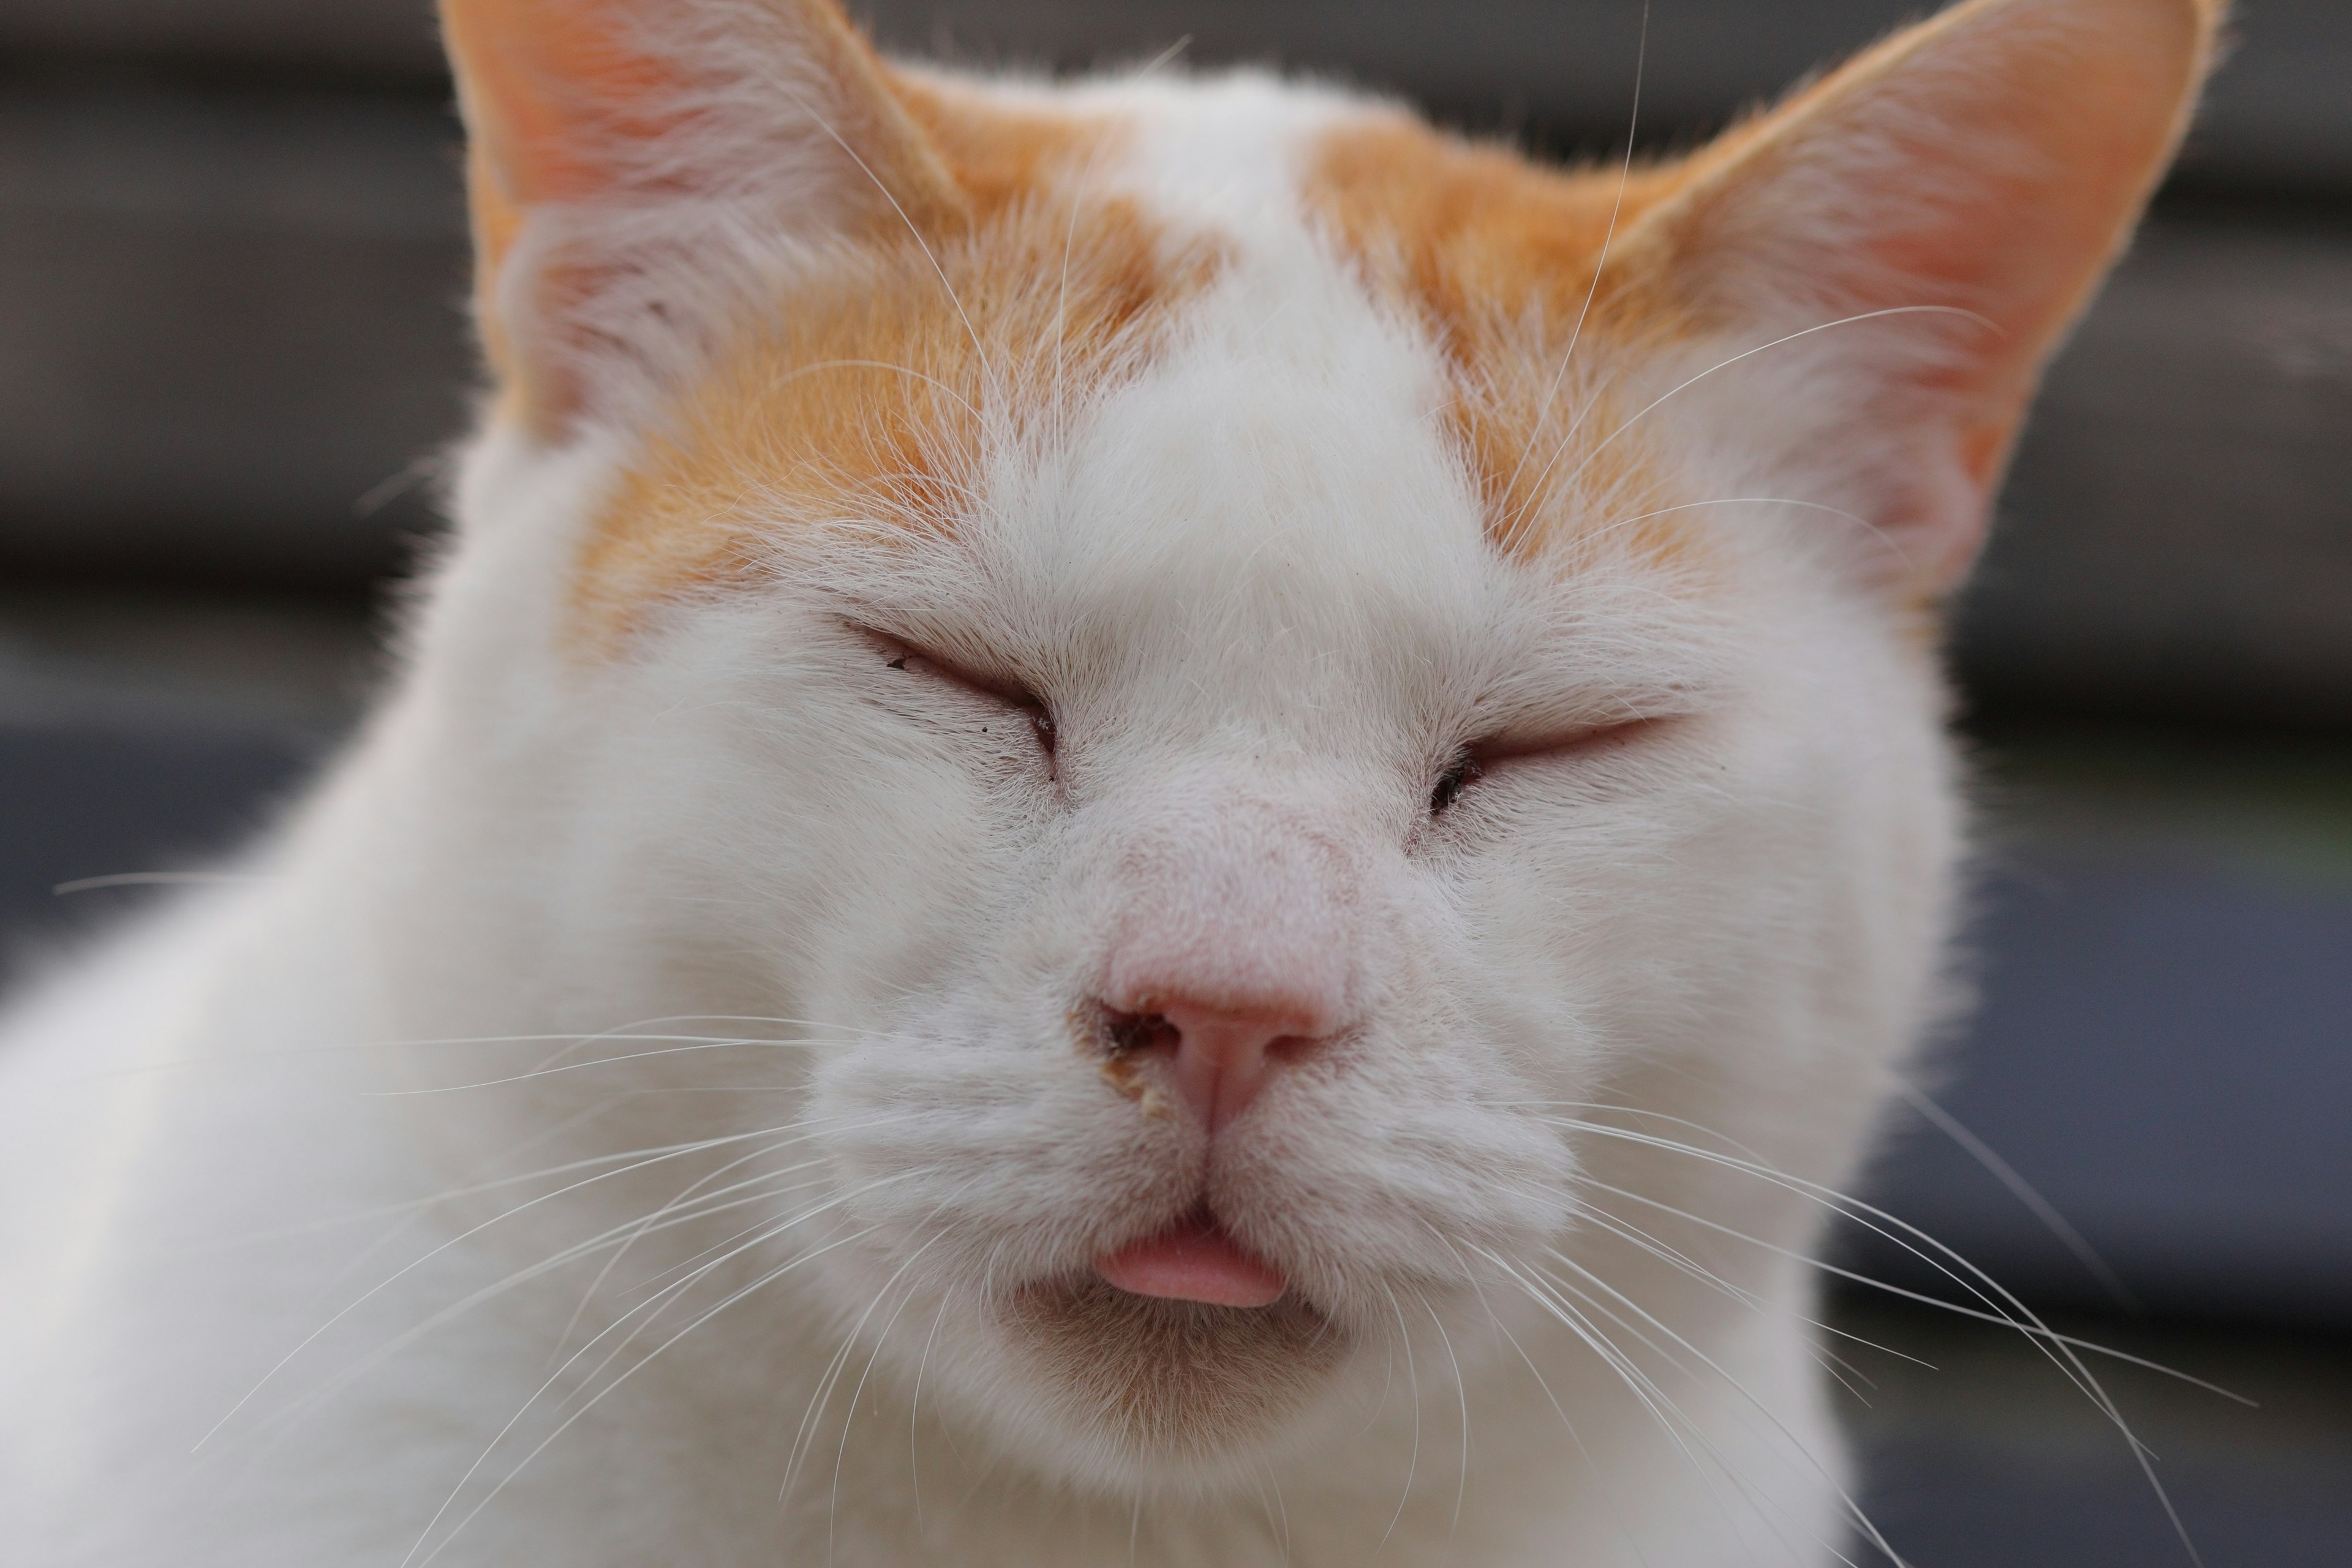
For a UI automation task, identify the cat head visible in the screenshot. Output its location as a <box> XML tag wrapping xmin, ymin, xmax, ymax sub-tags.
<box><xmin>421</xmin><ymin>0</ymin><xmax>2215</xmax><ymax>1493</ymax></box>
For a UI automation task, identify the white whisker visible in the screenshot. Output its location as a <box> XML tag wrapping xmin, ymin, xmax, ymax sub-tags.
<box><xmin>194</xmin><ymin>1120</ymin><xmax>846</xmax><ymax>1453</ymax></box>
<box><xmin>1567</xmin><ymin>306</ymin><xmax>1987</xmax><ymax>486</ymax></box>
<box><xmin>1548</xmin><ymin>1121</ymin><xmax>2223</xmax><ymax>1564</ymax></box>
<box><xmin>409</xmin><ymin>1216</ymin><xmax>886</xmax><ymax>1567</ymax></box>
<box><xmin>406</xmin><ymin>1166</ymin><xmax>935</xmax><ymax>1568</ymax></box>
<box><xmin>788</xmin><ymin>99</ymin><xmax>993</xmax><ymax>388</ymax></box>
<box><xmin>1469</xmin><ymin>1243</ymin><xmax>1730</xmax><ymax>1522</ymax></box>
<box><xmin>828</xmin><ymin>1229</ymin><xmax>957</xmax><ymax>1556</ymax></box>
<box><xmin>1890</xmin><ymin>1077</ymin><xmax>2140</xmax><ymax>1313</ymax></box>
<box><xmin>1377</xmin><ymin>1283</ymin><xmax>1422</xmax><ymax>1550</ymax></box>
<box><xmin>366</xmin><ymin>1036</ymin><xmax>825</xmax><ymax>1096</ymax></box>
<box><xmin>1414</xmin><ymin>1286</ymin><xmax>1472</xmax><ymax>1537</ymax></box>
<box><xmin>1541</xmin><ymin>1248</ymin><xmax>1905</xmax><ymax>1568</ymax></box>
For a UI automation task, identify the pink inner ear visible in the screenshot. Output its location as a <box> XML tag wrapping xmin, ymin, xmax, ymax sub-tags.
<box><xmin>1855</xmin><ymin>95</ymin><xmax>2154</xmax><ymax>417</ymax></box>
<box><xmin>1629</xmin><ymin>0</ymin><xmax>2216</xmax><ymax>592</ymax></box>
<box><xmin>443</xmin><ymin>0</ymin><xmax>702</xmax><ymax>424</ymax></box>
<box><xmin>447</xmin><ymin>1</ymin><xmax>685</xmax><ymax>210</ymax></box>
<box><xmin>442</xmin><ymin>0</ymin><xmax>977</xmax><ymax>434</ymax></box>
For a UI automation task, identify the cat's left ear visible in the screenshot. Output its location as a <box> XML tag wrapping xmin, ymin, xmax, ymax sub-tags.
<box><xmin>1617</xmin><ymin>0</ymin><xmax>2223</xmax><ymax>597</ymax></box>
<box><xmin>440</xmin><ymin>0</ymin><xmax>968</xmax><ymax>434</ymax></box>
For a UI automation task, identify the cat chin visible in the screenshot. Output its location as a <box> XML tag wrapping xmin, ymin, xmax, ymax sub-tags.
<box><xmin>984</xmin><ymin>1274</ymin><xmax>1352</xmax><ymax>1488</ymax></box>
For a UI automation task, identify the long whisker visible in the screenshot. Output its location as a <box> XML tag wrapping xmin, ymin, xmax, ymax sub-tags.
<box><xmin>1500</xmin><ymin>1240</ymin><xmax>1858</xmax><ymax>1562</ymax></box>
<box><xmin>254</xmin><ymin>1182</ymin><xmax>839</xmax><ymax>1494</ymax></box>
<box><xmin>1568</xmin><ymin>306</ymin><xmax>1988</xmax><ymax>482</ymax></box>
<box><xmin>1575</xmin><ymin>1172</ymin><xmax>2244</xmax><ymax>1404</ymax></box>
<box><xmin>553</xmin><ymin>1150</ymin><xmax>845</xmax><ymax>1359</ymax></box>
<box><xmin>301</xmin><ymin>1095</ymin><xmax>643</xmax><ymax>1309</ymax></box>
<box><xmin>541</xmin><ymin>1204</ymin><xmax>862</xmax><ymax>1449</ymax></box>
<box><xmin>1468</xmin><ymin>1243</ymin><xmax>1731</xmax><ymax>1523</ymax></box>
<box><xmin>532</xmin><ymin>1013</ymin><xmax>906</xmax><ymax>1072</ymax></box>
<box><xmin>407</xmin><ymin>1210</ymin><xmax>900</xmax><ymax>1568</ymax></box>
<box><xmin>80</xmin><ymin>1015</ymin><xmax>895</xmax><ymax>1084</ymax></box>
<box><xmin>1553</xmin><ymin>1118</ymin><xmax>2242</xmax><ymax>1396</ymax></box>
<box><xmin>827</xmin><ymin>1228</ymin><xmax>958</xmax><ymax>1557</ymax></box>
<box><xmin>1441</xmin><ymin>1243</ymin><xmax>1653</xmax><ymax>1564</ymax></box>
<box><xmin>1414</xmin><ymin>1287</ymin><xmax>1472</xmax><ymax>1537</ymax></box>
<box><xmin>366</xmin><ymin>1036</ymin><xmax>826</xmax><ymax>1096</ymax></box>
<box><xmin>1550</xmin><ymin>1120</ymin><xmax>2220</xmax><ymax>1564</ymax></box>
<box><xmin>1513</xmin><ymin>305</ymin><xmax>1983</xmax><ymax>552</ymax></box>
<box><xmin>788</xmin><ymin>1256</ymin><xmax>903</xmax><ymax>1501</ymax></box>
<box><xmin>53</xmin><ymin>870</ymin><xmax>274</xmax><ymax>895</ymax></box>
<box><xmin>408</xmin><ymin>1162</ymin><xmax>941</xmax><ymax>1568</ymax></box>
<box><xmin>1572</xmin><ymin>1191</ymin><xmax>1929</xmax><ymax>1376</ymax></box>
<box><xmin>191</xmin><ymin>1118</ymin><xmax>855</xmax><ymax>1453</ymax></box>
<box><xmin>514</xmin><ymin>1013</ymin><xmax>897</xmax><ymax>1076</ymax></box>
<box><xmin>789</xmin><ymin>100</ymin><xmax>993</xmax><ymax>388</ymax></box>
<box><xmin>1252</xmin><ymin>1460</ymin><xmax>1292</xmax><ymax>1559</ymax></box>
<box><xmin>1376</xmin><ymin>1283</ymin><xmax>1423</xmax><ymax>1551</ymax></box>
<box><xmin>239</xmin><ymin>1150</ymin><xmax>876</xmax><ymax>1455</ymax></box>
<box><xmin>1490</xmin><ymin>1096</ymin><xmax>1779</xmax><ymax>1165</ymax></box>
<box><xmin>1569</xmin><ymin>1197</ymin><xmax>1920</xmax><ymax>1400</ymax></box>
<box><xmin>1542</xmin><ymin>1249</ymin><xmax>1905</xmax><ymax>1567</ymax></box>
<box><xmin>907</xmin><ymin>1284</ymin><xmax>956</xmax><ymax>1530</ymax></box>
<box><xmin>1888</xmin><ymin>1077</ymin><xmax>2139</xmax><ymax>1313</ymax></box>
<box><xmin>793</xmin><ymin>1179</ymin><xmax>986</xmax><ymax>1510</ymax></box>
<box><xmin>207</xmin><ymin>1101</ymin><xmax>658</xmax><ymax>1250</ymax></box>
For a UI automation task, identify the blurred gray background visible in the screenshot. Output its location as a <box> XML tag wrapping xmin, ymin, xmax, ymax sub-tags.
<box><xmin>1</xmin><ymin>4</ymin><xmax>2346</xmax><ymax>1564</ymax></box>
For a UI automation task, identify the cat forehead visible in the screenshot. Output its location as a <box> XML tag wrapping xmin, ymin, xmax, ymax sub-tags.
<box><xmin>569</xmin><ymin>70</ymin><xmax>1711</xmax><ymax>656</ymax></box>
<box><xmin>860</xmin><ymin>258</ymin><xmax>1502</xmax><ymax>691</ymax></box>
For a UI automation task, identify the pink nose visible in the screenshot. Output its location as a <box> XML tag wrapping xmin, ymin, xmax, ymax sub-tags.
<box><xmin>1096</xmin><ymin>796</ymin><xmax>1359</xmax><ymax>1133</ymax></box>
<box><xmin>1102</xmin><ymin>997</ymin><xmax>1332</xmax><ymax>1134</ymax></box>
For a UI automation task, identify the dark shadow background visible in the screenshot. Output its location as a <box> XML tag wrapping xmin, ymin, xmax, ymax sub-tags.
<box><xmin>1</xmin><ymin>3</ymin><xmax>2346</xmax><ymax>1562</ymax></box>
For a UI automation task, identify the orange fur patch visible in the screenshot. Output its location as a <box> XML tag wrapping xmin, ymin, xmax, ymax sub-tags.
<box><xmin>573</xmin><ymin>97</ymin><xmax>1224</xmax><ymax>649</ymax></box>
<box><xmin>889</xmin><ymin>70</ymin><xmax>1101</xmax><ymax>223</ymax></box>
<box><xmin>1305</xmin><ymin>116</ymin><xmax>1705</xmax><ymax>568</ymax></box>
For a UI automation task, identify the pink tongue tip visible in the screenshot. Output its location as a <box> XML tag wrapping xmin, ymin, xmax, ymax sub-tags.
<box><xmin>1096</xmin><ymin>1218</ymin><xmax>1288</xmax><ymax>1309</ymax></box>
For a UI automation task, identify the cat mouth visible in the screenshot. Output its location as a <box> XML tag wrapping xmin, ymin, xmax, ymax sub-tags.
<box><xmin>1003</xmin><ymin>1251</ymin><xmax>1340</xmax><ymax>1458</ymax></box>
<box><xmin>1093</xmin><ymin>1210</ymin><xmax>1288</xmax><ymax>1309</ymax></box>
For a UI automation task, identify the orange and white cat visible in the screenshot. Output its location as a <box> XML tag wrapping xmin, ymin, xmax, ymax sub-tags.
<box><xmin>0</xmin><ymin>1</ymin><xmax>2217</xmax><ymax>1562</ymax></box>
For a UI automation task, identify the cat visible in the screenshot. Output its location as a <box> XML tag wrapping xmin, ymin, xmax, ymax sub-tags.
<box><xmin>0</xmin><ymin>0</ymin><xmax>2220</xmax><ymax>1562</ymax></box>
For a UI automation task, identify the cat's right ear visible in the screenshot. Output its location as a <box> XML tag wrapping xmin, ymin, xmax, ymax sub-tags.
<box><xmin>1610</xmin><ymin>0</ymin><xmax>2218</xmax><ymax>600</ymax></box>
<box><xmin>440</xmin><ymin>0</ymin><xmax>968</xmax><ymax>435</ymax></box>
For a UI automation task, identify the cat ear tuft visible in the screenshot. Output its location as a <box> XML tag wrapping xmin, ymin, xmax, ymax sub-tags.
<box><xmin>440</xmin><ymin>0</ymin><xmax>969</xmax><ymax>433</ymax></box>
<box><xmin>1618</xmin><ymin>0</ymin><xmax>2223</xmax><ymax>598</ymax></box>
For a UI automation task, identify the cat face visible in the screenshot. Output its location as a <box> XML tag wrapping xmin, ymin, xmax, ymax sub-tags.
<box><xmin>428</xmin><ymin>0</ymin><xmax>2214</xmax><ymax>1495</ymax></box>
<box><xmin>709</xmin><ymin>226</ymin><xmax>1752</xmax><ymax>1481</ymax></box>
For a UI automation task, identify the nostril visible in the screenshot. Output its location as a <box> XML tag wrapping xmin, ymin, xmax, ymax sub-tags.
<box><xmin>1094</xmin><ymin>995</ymin><xmax>1329</xmax><ymax>1134</ymax></box>
<box><xmin>1101</xmin><ymin>1006</ymin><xmax>1181</xmax><ymax>1058</ymax></box>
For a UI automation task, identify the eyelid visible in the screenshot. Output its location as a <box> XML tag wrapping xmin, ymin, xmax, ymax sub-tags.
<box><xmin>859</xmin><ymin>626</ymin><xmax>1044</xmax><ymax>712</ymax></box>
<box><xmin>1470</xmin><ymin>714</ymin><xmax>1665</xmax><ymax>764</ymax></box>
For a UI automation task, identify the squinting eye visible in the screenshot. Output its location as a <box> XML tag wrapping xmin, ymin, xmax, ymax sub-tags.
<box><xmin>875</xmin><ymin>634</ymin><xmax>1058</xmax><ymax>773</ymax></box>
<box><xmin>1425</xmin><ymin>717</ymin><xmax>1663</xmax><ymax>816</ymax></box>
<box><xmin>1429</xmin><ymin>753</ymin><xmax>1482</xmax><ymax>815</ymax></box>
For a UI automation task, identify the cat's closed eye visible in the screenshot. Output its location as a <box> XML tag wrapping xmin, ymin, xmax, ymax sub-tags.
<box><xmin>865</xmin><ymin>629</ymin><xmax>1058</xmax><ymax>769</ymax></box>
<box><xmin>1428</xmin><ymin>717</ymin><xmax>1665</xmax><ymax>816</ymax></box>
<box><xmin>1428</xmin><ymin>752</ymin><xmax>1482</xmax><ymax>814</ymax></box>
